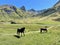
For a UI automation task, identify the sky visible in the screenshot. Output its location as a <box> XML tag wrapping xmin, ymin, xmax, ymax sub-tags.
<box><xmin>0</xmin><ymin>0</ymin><xmax>59</xmax><ymax>10</ymax></box>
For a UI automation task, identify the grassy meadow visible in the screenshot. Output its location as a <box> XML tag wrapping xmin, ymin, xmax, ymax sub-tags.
<box><xmin>0</xmin><ymin>12</ymin><xmax>60</xmax><ymax>45</ymax></box>
<box><xmin>0</xmin><ymin>14</ymin><xmax>60</xmax><ymax>45</ymax></box>
<box><xmin>0</xmin><ymin>1</ymin><xmax>60</xmax><ymax>45</ymax></box>
<box><xmin>0</xmin><ymin>23</ymin><xmax>60</xmax><ymax>45</ymax></box>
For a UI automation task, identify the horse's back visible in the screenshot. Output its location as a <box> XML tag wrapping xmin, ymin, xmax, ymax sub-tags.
<box><xmin>17</xmin><ymin>27</ymin><xmax>25</xmax><ymax>32</ymax></box>
<box><xmin>41</xmin><ymin>28</ymin><xmax>47</xmax><ymax>30</ymax></box>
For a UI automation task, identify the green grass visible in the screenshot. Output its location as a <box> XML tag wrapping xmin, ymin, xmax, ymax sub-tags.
<box><xmin>0</xmin><ymin>24</ymin><xmax>60</xmax><ymax>45</ymax></box>
<box><xmin>0</xmin><ymin>24</ymin><xmax>42</xmax><ymax>34</ymax></box>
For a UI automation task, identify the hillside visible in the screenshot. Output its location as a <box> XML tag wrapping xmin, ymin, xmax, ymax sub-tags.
<box><xmin>0</xmin><ymin>5</ymin><xmax>34</xmax><ymax>23</ymax></box>
<box><xmin>37</xmin><ymin>0</ymin><xmax>60</xmax><ymax>17</ymax></box>
<box><xmin>0</xmin><ymin>0</ymin><xmax>60</xmax><ymax>24</ymax></box>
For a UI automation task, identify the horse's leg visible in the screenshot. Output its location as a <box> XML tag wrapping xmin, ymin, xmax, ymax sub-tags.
<box><xmin>17</xmin><ymin>32</ymin><xmax>20</xmax><ymax>36</ymax></box>
<box><xmin>23</xmin><ymin>32</ymin><xmax>25</xmax><ymax>36</ymax></box>
<box><xmin>17</xmin><ymin>30</ymin><xmax>19</xmax><ymax>35</ymax></box>
<box><xmin>40</xmin><ymin>29</ymin><xmax>42</xmax><ymax>33</ymax></box>
<box><xmin>46</xmin><ymin>29</ymin><xmax>47</xmax><ymax>32</ymax></box>
<box><xmin>17</xmin><ymin>30</ymin><xmax>18</xmax><ymax>34</ymax></box>
<box><xmin>21</xmin><ymin>33</ymin><xmax>22</xmax><ymax>37</ymax></box>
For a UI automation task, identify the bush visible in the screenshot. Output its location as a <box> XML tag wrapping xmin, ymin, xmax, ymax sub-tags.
<box><xmin>11</xmin><ymin>21</ymin><xmax>16</xmax><ymax>24</ymax></box>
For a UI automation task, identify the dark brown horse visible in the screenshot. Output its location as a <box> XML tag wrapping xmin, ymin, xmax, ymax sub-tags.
<box><xmin>40</xmin><ymin>26</ymin><xmax>47</xmax><ymax>33</ymax></box>
<box><xmin>17</xmin><ymin>27</ymin><xmax>25</xmax><ymax>36</ymax></box>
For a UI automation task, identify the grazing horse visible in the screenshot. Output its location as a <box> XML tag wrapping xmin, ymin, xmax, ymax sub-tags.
<box><xmin>17</xmin><ymin>27</ymin><xmax>25</xmax><ymax>36</ymax></box>
<box><xmin>40</xmin><ymin>26</ymin><xmax>47</xmax><ymax>33</ymax></box>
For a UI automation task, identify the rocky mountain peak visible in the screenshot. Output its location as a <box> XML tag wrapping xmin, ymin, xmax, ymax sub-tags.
<box><xmin>20</xmin><ymin>6</ymin><xmax>26</xmax><ymax>11</ymax></box>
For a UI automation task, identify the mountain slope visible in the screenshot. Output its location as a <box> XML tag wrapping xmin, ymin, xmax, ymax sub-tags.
<box><xmin>0</xmin><ymin>0</ymin><xmax>60</xmax><ymax>24</ymax></box>
<box><xmin>0</xmin><ymin>5</ymin><xmax>34</xmax><ymax>22</ymax></box>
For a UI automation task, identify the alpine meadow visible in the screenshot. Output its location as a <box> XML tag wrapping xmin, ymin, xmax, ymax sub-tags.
<box><xmin>0</xmin><ymin>0</ymin><xmax>60</xmax><ymax>45</ymax></box>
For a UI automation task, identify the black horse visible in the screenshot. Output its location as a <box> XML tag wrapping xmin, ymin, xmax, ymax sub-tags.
<box><xmin>40</xmin><ymin>26</ymin><xmax>47</xmax><ymax>33</ymax></box>
<box><xmin>17</xmin><ymin>27</ymin><xmax>25</xmax><ymax>36</ymax></box>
